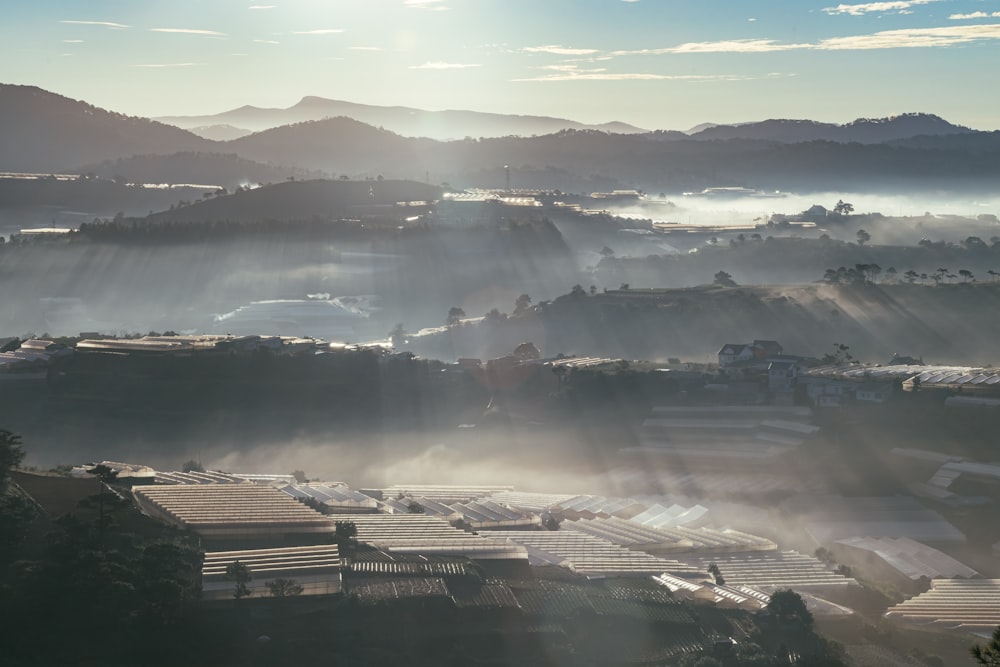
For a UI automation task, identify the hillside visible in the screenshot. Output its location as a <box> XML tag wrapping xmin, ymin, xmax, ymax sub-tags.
<box><xmin>156</xmin><ymin>95</ymin><xmax>648</xmax><ymax>140</ymax></box>
<box><xmin>689</xmin><ymin>113</ymin><xmax>973</xmax><ymax>144</ymax></box>
<box><xmin>226</xmin><ymin>117</ymin><xmax>428</xmax><ymax>175</ymax></box>
<box><xmin>146</xmin><ymin>178</ymin><xmax>442</xmax><ymax>223</ymax></box>
<box><xmin>75</xmin><ymin>152</ymin><xmax>328</xmax><ymax>189</ymax></box>
<box><xmin>0</xmin><ymin>177</ymin><xmax>216</xmax><ymax>229</ymax></box>
<box><xmin>0</xmin><ymin>84</ymin><xmax>213</xmax><ymax>172</ymax></box>
<box><xmin>409</xmin><ymin>282</ymin><xmax>1000</xmax><ymax>366</ymax></box>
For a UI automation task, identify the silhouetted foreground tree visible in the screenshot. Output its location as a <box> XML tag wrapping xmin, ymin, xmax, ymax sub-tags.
<box><xmin>0</xmin><ymin>429</ymin><xmax>25</xmax><ymax>489</ymax></box>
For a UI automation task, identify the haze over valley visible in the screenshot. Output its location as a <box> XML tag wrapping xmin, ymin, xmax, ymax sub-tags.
<box><xmin>4</xmin><ymin>2</ymin><xmax>1000</xmax><ymax>666</ymax></box>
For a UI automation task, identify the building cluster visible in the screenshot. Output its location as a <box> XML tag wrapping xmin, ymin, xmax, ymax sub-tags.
<box><xmin>802</xmin><ymin>363</ymin><xmax>1000</xmax><ymax>407</ymax></box>
<box><xmin>56</xmin><ymin>466</ymin><xmax>867</xmax><ymax>622</ymax></box>
<box><xmin>716</xmin><ymin>337</ymin><xmax>1000</xmax><ymax>411</ymax></box>
<box><xmin>0</xmin><ymin>338</ymin><xmax>72</xmax><ymax>373</ymax></box>
<box><xmin>11</xmin><ymin>447</ymin><xmax>988</xmax><ymax>641</ymax></box>
<box><xmin>716</xmin><ymin>339</ymin><xmax>815</xmax><ymax>401</ymax></box>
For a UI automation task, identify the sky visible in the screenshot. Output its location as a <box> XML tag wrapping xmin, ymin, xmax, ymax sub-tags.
<box><xmin>3</xmin><ymin>0</ymin><xmax>1000</xmax><ymax>131</ymax></box>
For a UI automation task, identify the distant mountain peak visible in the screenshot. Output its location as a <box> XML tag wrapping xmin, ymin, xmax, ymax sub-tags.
<box><xmin>155</xmin><ymin>96</ymin><xmax>647</xmax><ymax>140</ymax></box>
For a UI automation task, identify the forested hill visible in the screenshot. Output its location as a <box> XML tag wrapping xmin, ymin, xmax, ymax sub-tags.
<box><xmin>0</xmin><ymin>84</ymin><xmax>211</xmax><ymax>172</ymax></box>
<box><xmin>687</xmin><ymin>113</ymin><xmax>972</xmax><ymax>143</ymax></box>
<box><xmin>225</xmin><ymin>117</ymin><xmax>430</xmax><ymax>176</ymax></box>
<box><xmin>145</xmin><ymin>179</ymin><xmax>442</xmax><ymax>223</ymax></box>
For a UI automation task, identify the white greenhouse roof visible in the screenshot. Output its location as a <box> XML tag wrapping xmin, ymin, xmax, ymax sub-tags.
<box><xmin>565</xmin><ymin>517</ymin><xmax>775</xmax><ymax>555</ymax></box>
<box><xmin>489</xmin><ymin>529</ymin><xmax>703</xmax><ymax>577</ymax></box>
<box><xmin>678</xmin><ymin>551</ymin><xmax>855</xmax><ymax>591</ymax></box>
<box><xmin>202</xmin><ymin>543</ymin><xmax>342</xmax><ymax>599</ymax></box>
<box><xmin>834</xmin><ymin>536</ymin><xmax>978</xmax><ymax>580</ymax></box>
<box><xmin>885</xmin><ymin>579</ymin><xmax>1000</xmax><ymax>633</ymax></box>
<box><xmin>380</xmin><ymin>484</ymin><xmax>513</xmax><ymax>503</ymax></box>
<box><xmin>280</xmin><ymin>483</ymin><xmax>378</xmax><ymax>509</ymax></box>
<box><xmin>331</xmin><ymin>513</ymin><xmax>527</xmax><ymax>560</ymax></box>
<box><xmin>134</xmin><ymin>484</ymin><xmax>334</xmax><ymax>539</ymax></box>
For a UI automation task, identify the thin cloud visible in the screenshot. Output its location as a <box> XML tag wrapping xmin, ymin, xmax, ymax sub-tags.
<box><xmin>150</xmin><ymin>28</ymin><xmax>227</xmax><ymax>36</ymax></box>
<box><xmin>292</xmin><ymin>29</ymin><xmax>344</xmax><ymax>35</ymax></box>
<box><xmin>59</xmin><ymin>20</ymin><xmax>128</xmax><ymax>29</ymax></box>
<box><xmin>254</xmin><ymin>39</ymin><xmax>280</xmax><ymax>44</ymax></box>
<box><xmin>616</xmin><ymin>24</ymin><xmax>1000</xmax><ymax>54</ymax></box>
<box><xmin>516</xmin><ymin>70</ymin><xmax>789</xmax><ymax>83</ymax></box>
<box><xmin>248</xmin><ymin>4</ymin><xmax>276</xmax><ymax>8</ymax></box>
<box><xmin>523</xmin><ymin>45</ymin><xmax>600</xmax><ymax>55</ymax></box>
<box><xmin>950</xmin><ymin>12</ymin><xmax>1000</xmax><ymax>20</ymax></box>
<box><xmin>409</xmin><ymin>61</ymin><xmax>481</xmax><ymax>69</ymax></box>
<box><xmin>823</xmin><ymin>1</ymin><xmax>939</xmax><ymax>16</ymax></box>
<box><xmin>63</xmin><ymin>39</ymin><xmax>84</xmax><ymax>43</ymax></box>
<box><xmin>135</xmin><ymin>62</ymin><xmax>203</xmax><ymax>68</ymax></box>
<box><xmin>819</xmin><ymin>24</ymin><xmax>1000</xmax><ymax>49</ymax></box>
<box><xmin>349</xmin><ymin>46</ymin><xmax>383</xmax><ymax>51</ymax></box>
<box><xmin>404</xmin><ymin>0</ymin><xmax>449</xmax><ymax>9</ymax></box>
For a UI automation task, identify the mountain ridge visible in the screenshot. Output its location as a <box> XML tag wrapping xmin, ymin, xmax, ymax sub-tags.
<box><xmin>154</xmin><ymin>94</ymin><xmax>649</xmax><ymax>140</ymax></box>
<box><xmin>3</xmin><ymin>84</ymin><xmax>1000</xmax><ymax>194</ymax></box>
<box><xmin>686</xmin><ymin>112</ymin><xmax>973</xmax><ymax>143</ymax></box>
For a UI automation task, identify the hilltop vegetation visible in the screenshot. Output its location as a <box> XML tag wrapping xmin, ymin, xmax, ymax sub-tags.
<box><xmin>410</xmin><ymin>281</ymin><xmax>1000</xmax><ymax>366</ymax></box>
<box><xmin>77</xmin><ymin>152</ymin><xmax>328</xmax><ymax>189</ymax></box>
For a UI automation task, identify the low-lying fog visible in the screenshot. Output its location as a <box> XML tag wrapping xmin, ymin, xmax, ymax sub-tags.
<box><xmin>610</xmin><ymin>191</ymin><xmax>1000</xmax><ymax>228</ymax></box>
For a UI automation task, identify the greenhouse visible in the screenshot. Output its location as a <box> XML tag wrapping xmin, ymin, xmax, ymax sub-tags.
<box><xmin>134</xmin><ymin>484</ymin><xmax>335</xmax><ymax>541</ymax></box>
<box><xmin>202</xmin><ymin>544</ymin><xmax>342</xmax><ymax>600</ymax></box>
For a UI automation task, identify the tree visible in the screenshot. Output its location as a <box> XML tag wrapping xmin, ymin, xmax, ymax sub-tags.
<box><xmin>407</xmin><ymin>501</ymin><xmax>425</xmax><ymax>513</ymax></box>
<box><xmin>963</xmin><ymin>236</ymin><xmax>987</xmax><ymax>251</ymax></box>
<box><xmin>971</xmin><ymin>625</ymin><xmax>1000</xmax><ymax>666</ymax></box>
<box><xmin>181</xmin><ymin>459</ymin><xmax>204</xmax><ymax>473</ymax></box>
<box><xmin>447</xmin><ymin>306</ymin><xmax>466</xmax><ymax>326</ymax></box>
<box><xmin>599</xmin><ymin>246</ymin><xmax>615</xmax><ymax>259</ymax></box>
<box><xmin>291</xmin><ymin>470</ymin><xmax>307</xmax><ymax>483</ymax></box>
<box><xmin>87</xmin><ymin>464</ymin><xmax>119</xmax><ymax>543</ymax></box>
<box><xmin>767</xmin><ymin>589</ymin><xmax>814</xmax><ymax>629</ymax></box>
<box><xmin>226</xmin><ymin>560</ymin><xmax>253</xmax><ymax>599</ymax></box>
<box><xmin>834</xmin><ymin>200</ymin><xmax>854</xmax><ymax>216</ymax></box>
<box><xmin>513</xmin><ymin>293</ymin><xmax>532</xmax><ymax>315</ymax></box>
<box><xmin>334</xmin><ymin>520</ymin><xmax>357</xmax><ymax>542</ymax></box>
<box><xmin>823</xmin><ymin>343</ymin><xmax>855</xmax><ymax>365</ymax></box>
<box><xmin>856</xmin><ymin>228</ymin><xmax>871</xmax><ymax>246</ymax></box>
<box><xmin>484</xmin><ymin>308</ymin><xmax>506</xmax><ymax>322</ymax></box>
<box><xmin>959</xmin><ymin>269</ymin><xmax>975</xmax><ymax>283</ymax></box>
<box><xmin>570</xmin><ymin>284</ymin><xmax>587</xmax><ymax>298</ymax></box>
<box><xmin>707</xmin><ymin>562</ymin><xmax>725</xmax><ymax>586</ymax></box>
<box><xmin>0</xmin><ymin>429</ymin><xmax>25</xmax><ymax>490</ymax></box>
<box><xmin>713</xmin><ymin>271</ymin><xmax>737</xmax><ymax>287</ymax></box>
<box><xmin>266</xmin><ymin>578</ymin><xmax>303</xmax><ymax>598</ymax></box>
<box><xmin>903</xmin><ymin>270</ymin><xmax>919</xmax><ymax>284</ymax></box>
